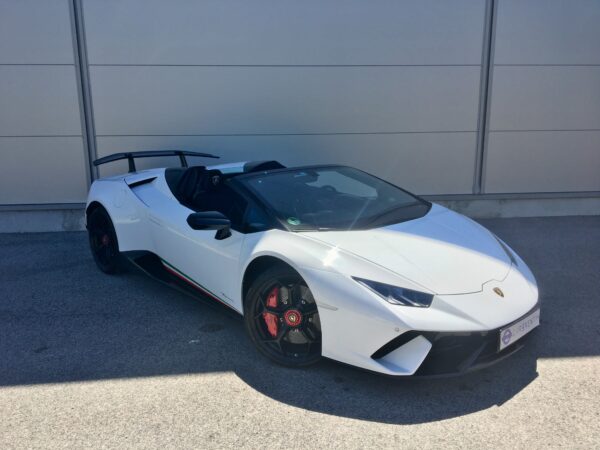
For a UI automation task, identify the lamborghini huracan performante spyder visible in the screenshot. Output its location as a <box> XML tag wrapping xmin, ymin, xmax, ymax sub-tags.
<box><xmin>86</xmin><ymin>150</ymin><xmax>540</xmax><ymax>376</ymax></box>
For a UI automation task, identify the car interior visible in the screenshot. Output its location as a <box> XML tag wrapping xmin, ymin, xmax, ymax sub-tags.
<box><xmin>165</xmin><ymin>161</ymin><xmax>284</xmax><ymax>231</ymax></box>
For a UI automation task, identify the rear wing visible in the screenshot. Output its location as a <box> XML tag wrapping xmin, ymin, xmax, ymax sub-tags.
<box><xmin>93</xmin><ymin>150</ymin><xmax>219</xmax><ymax>173</ymax></box>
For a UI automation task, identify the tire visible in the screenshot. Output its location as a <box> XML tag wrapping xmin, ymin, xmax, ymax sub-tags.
<box><xmin>87</xmin><ymin>206</ymin><xmax>121</xmax><ymax>274</ymax></box>
<box><xmin>244</xmin><ymin>265</ymin><xmax>322</xmax><ymax>367</ymax></box>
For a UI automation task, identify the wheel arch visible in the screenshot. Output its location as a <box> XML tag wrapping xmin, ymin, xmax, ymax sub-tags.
<box><xmin>241</xmin><ymin>255</ymin><xmax>306</xmax><ymax>313</ymax></box>
<box><xmin>85</xmin><ymin>200</ymin><xmax>112</xmax><ymax>228</ymax></box>
<box><xmin>85</xmin><ymin>200</ymin><xmax>122</xmax><ymax>250</ymax></box>
<box><xmin>86</xmin><ymin>200</ymin><xmax>106</xmax><ymax>218</ymax></box>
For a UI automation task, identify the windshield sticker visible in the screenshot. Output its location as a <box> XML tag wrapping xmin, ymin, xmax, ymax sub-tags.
<box><xmin>287</xmin><ymin>217</ymin><xmax>301</xmax><ymax>226</ymax></box>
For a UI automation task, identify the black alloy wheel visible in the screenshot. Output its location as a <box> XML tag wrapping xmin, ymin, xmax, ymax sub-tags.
<box><xmin>88</xmin><ymin>206</ymin><xmax>121</xmax><ymax>274</ymax></box>
<box><xmin>245</xmin><ymin>266</ymin><xmax>322</xmax><ymax>367</ymax></box>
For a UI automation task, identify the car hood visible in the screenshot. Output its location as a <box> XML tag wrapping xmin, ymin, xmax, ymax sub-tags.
<box><xmin>300</xmin><ymin>204</ymin><xmax>511</xmax><ymax>295</ymax></box>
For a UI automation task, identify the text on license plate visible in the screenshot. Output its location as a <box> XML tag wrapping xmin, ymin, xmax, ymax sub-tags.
<box><xmin>499</xmin><ymin>308</ymin><xmax>540</xmax><ymax>351</ymax></box>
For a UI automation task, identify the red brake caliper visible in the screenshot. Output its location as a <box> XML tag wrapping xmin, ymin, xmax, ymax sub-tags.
<box><xmin>262</xmin><ymin>286</ymin><xmax>279</xmax><ymax>338</ymax></box>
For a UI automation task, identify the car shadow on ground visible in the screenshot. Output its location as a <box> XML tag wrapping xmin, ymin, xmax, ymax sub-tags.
<box><xmin>0</xmin><ymin>216</ymin><xmax>598</xmax><ymax>425</ymax></box>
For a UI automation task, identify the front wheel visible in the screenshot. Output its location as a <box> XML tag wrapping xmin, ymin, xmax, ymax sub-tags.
<box><xmin>244</xmin><ymin>266</ymin><xmax>322</xmax><ymax>367</ymax></box>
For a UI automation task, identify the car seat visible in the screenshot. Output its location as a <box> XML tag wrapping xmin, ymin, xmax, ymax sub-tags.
<box><xmin>172</xmin><ymin>166</ymin><xmax>207</xmax><ymax>208</ymax></box>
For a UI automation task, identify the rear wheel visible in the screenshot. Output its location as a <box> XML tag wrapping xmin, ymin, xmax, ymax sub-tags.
<box><xmin>244</xmin><ymin>266</ymin><xmax>322</xmax><ymax>367</ymax></box>
<box><xmin>87</xmin><ymin>206</ymin><xmax>121</xmax><ymax>274</ymax></box>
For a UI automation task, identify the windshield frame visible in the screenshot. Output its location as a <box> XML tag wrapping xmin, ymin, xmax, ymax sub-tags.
<box><xmin>232</xmin><ymin>165</ymin><xmax>432</xmax><ymax>232</ymax></box>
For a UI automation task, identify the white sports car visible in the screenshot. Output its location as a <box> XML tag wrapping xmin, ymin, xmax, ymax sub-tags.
<box><xmin>86</xmin><ymin>150</ymin><xmax>540</xmax><ymax>376</ymax></box>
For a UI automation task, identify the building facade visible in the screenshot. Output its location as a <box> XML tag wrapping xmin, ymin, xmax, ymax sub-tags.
<box><xmin>1</xmin><ymin>0</ymin><xmax>599</xmax><ymax>231</ymax></box>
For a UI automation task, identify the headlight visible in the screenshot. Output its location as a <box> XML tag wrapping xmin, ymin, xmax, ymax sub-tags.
<box><xmin>492</xmin><ymin>234</ymin><xmax>518</xmax><ymax>266</ymax></box>
<box><xmin>353</xmin><ymin>277</ymin><xmax>433</xmax><ymax>307</ymax></box>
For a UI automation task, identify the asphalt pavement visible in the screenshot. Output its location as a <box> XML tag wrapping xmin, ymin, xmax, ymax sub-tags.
<box><xmin>0</xmin><ymin>216</ymin><xmax>599</xmax><ymax>449</ymax></box>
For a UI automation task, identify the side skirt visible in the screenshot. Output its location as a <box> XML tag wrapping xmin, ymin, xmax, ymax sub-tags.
<box><xmin>122</xmin><ymin>251</ymin><xmax>241</xmax><ymax>318</ymax></box>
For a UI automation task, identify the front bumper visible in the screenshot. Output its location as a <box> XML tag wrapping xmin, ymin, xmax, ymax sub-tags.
<box><xmin>371</xmin><ymin>304</ymin><xmax>540</xmax><ymax>377</ymax></box>
<box><xmin>304</xmin><ymin>260</ymin><xmax>539</xmax><ymax>376</ymax></box>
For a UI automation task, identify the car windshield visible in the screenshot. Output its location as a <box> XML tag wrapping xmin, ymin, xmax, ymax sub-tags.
<box><xmin>238</xmin><ymin>166</ymin><xmax>431</xmax><ymax>231</ymax></box>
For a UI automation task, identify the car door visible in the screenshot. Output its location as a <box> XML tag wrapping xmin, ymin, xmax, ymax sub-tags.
<box><xmin>146</xmin><ymin>183</ymin><xmax>247</xmax><ymax>311</ymax></box>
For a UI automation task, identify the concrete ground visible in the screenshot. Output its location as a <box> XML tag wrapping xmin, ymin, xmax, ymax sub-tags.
<box><xmin>0</xmin><ymin>216</ymin><xmax>599</xmax><ymax>449</ymax></box>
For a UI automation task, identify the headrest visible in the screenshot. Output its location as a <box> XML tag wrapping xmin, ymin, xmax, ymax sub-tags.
<box><xmin>185</xmin><ymin>165</ymin><xmax>206</xmax><ymax>176</ymax></box>
<box><xmin>200</xmin><ymin>169</ymin><xmax>222</xmax><ymax>191</ymax></box>
<box><xmin>175</xmin><ymin>166</ymin><xmax>206</xmax><ymax>204</ymax></box>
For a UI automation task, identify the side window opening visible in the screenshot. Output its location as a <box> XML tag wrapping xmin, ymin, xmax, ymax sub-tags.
<box><xmin>209</xmin><ymin>185</ymin><xmax>273</xmax><ymax>234</ymax></box>
<box><xmin>243</xmin><ymin>204</ymin><xmax>272</xmax><ymax>233</ymax></box>
<box><xmin>219</xmin><ymin>186</ymin><xmax>247</xmax><ymax>232</ymax></box>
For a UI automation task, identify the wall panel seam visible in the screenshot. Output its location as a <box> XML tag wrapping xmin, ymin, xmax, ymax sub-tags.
<box><xmin>2</xmin><ymin>192</ymin><xmax>599</xmax><ymax>211</ymax></box>
<box><xmin>0</xmin><ymin>135</ymin><xmax>83</xmax><ymax>138</ymax></box>
<box><xmin>94</xmin><ymin>131</ymin><xmax>478</xmax><ymax>137</ymax></box>
<box><xmin>425</xmin><ymin>192</ymin><xmax>600</xmax><ymax>201</ymax></box>
<box><xmin>87</xmin><ymin>64</ymin><xmax>482</xmax><ymax>68</ymax></box>
<box><xmin>490</xmin><ymin>128</ymin><xmax>600</xmax><ymax>133</ymax></box>
<box><xmin>495</xmin><ymin>64</ymin><xmax>600</xmax><ymax>67</ymax></box>
<box><xmin>0</xmin><ymin>63</ymin><xmax>74</xmax><ymax>66</ymax></box>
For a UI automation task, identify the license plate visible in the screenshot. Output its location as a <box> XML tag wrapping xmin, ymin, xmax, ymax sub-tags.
<box><xmin>499</xmin><ymin>308</ymin><xmax>540</xmax><ymax>351</ymax></box>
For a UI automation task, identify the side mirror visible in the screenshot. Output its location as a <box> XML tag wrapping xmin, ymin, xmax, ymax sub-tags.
<box><xmin>187</xmin><ymin>211</ymin><xmax>231</xmax><ymax>239</ymax></box>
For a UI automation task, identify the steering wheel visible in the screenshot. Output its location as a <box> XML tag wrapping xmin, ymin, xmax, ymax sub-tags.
<box><xmin>320</xmin><ymin>185</ymin><xmax>337</xmax><ymax>193</ymax></box>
